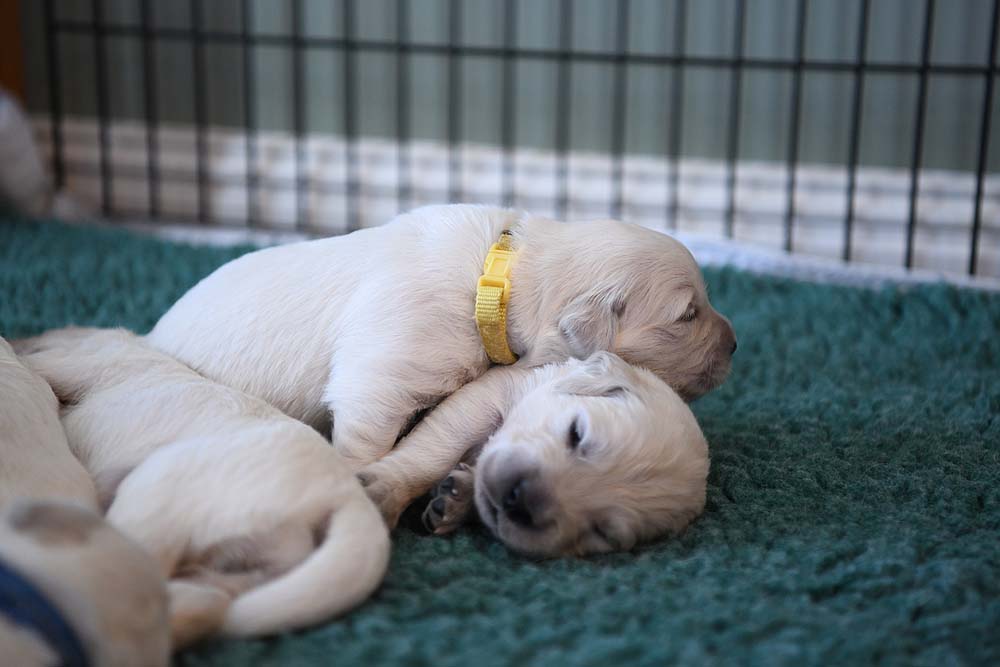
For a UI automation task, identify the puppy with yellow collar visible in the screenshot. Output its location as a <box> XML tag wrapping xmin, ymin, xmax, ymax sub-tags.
<box><xmin>148</xmin><ymin>204</ymin><xmax>736</xmax><ymax>468</ymax></box>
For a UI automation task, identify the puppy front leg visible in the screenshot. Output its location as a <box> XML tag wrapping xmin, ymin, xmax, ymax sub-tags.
<box><xmin>326</xmin><ymin>362</ymin><xmax>431</xmax><ymax>467</ymax></box>
<box><xmin>422</xmin><ymin>463</ymin><xmax>477</xmax><ymax>535</ymax></box>
<box><xmin>358</xmin><ymin>365</ymin><xmax>536</xmax><ymax>527</ymax></box>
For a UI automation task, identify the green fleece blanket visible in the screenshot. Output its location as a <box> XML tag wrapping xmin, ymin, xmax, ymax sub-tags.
<box><xmin>1</xmin><ymin>218</ymin><xmax>997</xmax><ymax>666</ymax></box>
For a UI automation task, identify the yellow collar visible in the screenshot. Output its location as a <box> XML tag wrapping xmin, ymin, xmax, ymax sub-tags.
<box><xmin>475</xmin><ymin>230</ymin><xmax>518</xmax><ymax>364</ymax></box>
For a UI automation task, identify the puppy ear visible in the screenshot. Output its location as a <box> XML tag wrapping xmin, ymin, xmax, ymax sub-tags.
<box><xmin>557</xmin><ymin>289</ymin><xmax>626</xmax><ymax>359</ymax></box>
<box><xmin>7</xmin><ymin>500</ymin><xmax>103</xmax><ymax>547</ymax></box>
<box><xmin>554</xmin><ymin>351</ymin><xmax>633</xmax><ymax>397</ymax></box>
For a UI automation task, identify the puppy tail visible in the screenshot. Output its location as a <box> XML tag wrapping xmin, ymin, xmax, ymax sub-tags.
<box><xmin>220</xmin><ymin>491</ymin><xmax>391</xmax><ymax>637</ymax></box>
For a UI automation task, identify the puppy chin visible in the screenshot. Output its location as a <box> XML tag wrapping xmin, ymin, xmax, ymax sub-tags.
<box><xmin>473</xmin><ymin>454</ymin><xmax>568</xmax><ymax>558</ymax></box>
<box><xmin>473</xmin><ymin>490</ymin><xmax>559</xmax><ymax>558</ymax></box>
<box><xmin>682</xmin><ymin>353</ymin><xmax>732</xmax><ymax>401</ymax></box>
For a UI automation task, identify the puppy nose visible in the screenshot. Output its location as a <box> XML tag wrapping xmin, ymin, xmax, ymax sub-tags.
<box><xmin>501</xmin><ymin>478</ymin><xmax>535</xmax><ymax>527</ymax></box>
<box><xmin>731</xmin><ymin>339</ymin><xmax>738</xmax><ymax>355</ymax></box>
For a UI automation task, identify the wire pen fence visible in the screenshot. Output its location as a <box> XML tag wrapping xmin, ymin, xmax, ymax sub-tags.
<box><xmin>29</xmin><ymin>0</ymin><xmax>1000</xmax><ymax>277</ymax></box>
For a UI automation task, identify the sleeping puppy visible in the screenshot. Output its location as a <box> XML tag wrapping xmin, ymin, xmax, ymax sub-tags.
<box><xmin>359</xmin><ymin>352</ymin><xmax>709</xmax><ymax>557</ymax></box>
<box><xmin>0</xmin><ymin>501</ymin><xmax>170</xmax><ymax>667</ymax></box>
<box><xmin>147</xmin><ymin>204</ymin><xmax>735</xmax><ymax>466</ymax></box>
<box><xmin>16</xmin><ymin>327</ymin><xmax>391</xmax><ymax>645</ymax></box>
<box><xmin>0</xmin><ymin>337</ymin><xmax>97</xmax><ymax>511</ymax></box>
<box><xmin>0</xmin><ymin>337</ymin><xmax>170</xmax><ymax>666</ymax></box>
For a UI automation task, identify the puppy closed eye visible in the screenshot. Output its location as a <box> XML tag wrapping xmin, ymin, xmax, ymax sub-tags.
<box><xmin>678</xmin><ymin>303</ymin><xmax>698</xmax><ymax>323</ymax></box>
<box><xmin>591</xmin><ymin>523</ymin><xmax>620</xmax><ymax>551</ymax></box>
<box><xmin>567</xmin><ymin>418</ymin><xmax>584</xmax><ymax>451</ymax></box>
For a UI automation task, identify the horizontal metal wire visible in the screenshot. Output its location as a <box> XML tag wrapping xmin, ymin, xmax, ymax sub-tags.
<box><xmin>51</xmin><ymin>20</ymin><xmax>997</xmax><ymax>77</ymax></box>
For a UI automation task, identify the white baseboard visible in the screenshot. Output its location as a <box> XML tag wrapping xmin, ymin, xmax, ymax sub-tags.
<box><xmin>32</xmin><ymin>115</ymin><xmax>1000</xmax><ymax>278</ymax></box>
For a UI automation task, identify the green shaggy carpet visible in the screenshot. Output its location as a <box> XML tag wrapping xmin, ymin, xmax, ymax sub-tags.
<box><xmin>1</xmin><ymin>217</ymin><xmax>998</xmax><ymax>666</ymax></box>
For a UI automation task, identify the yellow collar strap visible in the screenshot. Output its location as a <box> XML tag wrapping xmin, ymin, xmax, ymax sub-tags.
<box><xmin>475</xmin><ymin>230</ymin><xmax>518</xmax><ymax>364</ymax></box>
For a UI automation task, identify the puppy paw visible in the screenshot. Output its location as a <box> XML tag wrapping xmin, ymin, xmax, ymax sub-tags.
<box><xmin>421</xmin><ymin>463</ymin><xmax>476</xmax><ymax>535</ymax></box>
<box><xmin>357</xmin><ymin>466</ymin><xmax>406</xmax><ymax>529</ymax></box>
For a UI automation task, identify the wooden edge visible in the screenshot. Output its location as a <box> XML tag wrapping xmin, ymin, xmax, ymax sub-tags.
<box><xmin>0</xmin><ymin>0</ymin><xmax>25</xmax><ymax>101</ymax></box>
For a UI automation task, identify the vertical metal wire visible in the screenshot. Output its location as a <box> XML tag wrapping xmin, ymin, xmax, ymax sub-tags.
<box><xmin>291</xmin><ymin>0</ymin><xmax>307</xmax><ymax>229</ymax></box>
<box><xmin>554</xmin><ymin>0</ymin><xmax>573</xmax><ymax>219</ymax></box>
<box><xmin>342</xmin><ymin>0</ymin><xmax>359</xmax><ymax>230</ymax></box>
<box><xmin>904</xmin><ymin>0</ymin><xmax>935</xmax><ymax>268</ymax></box>
<box><xmin>724</xmin><ymin>0</ymin><xmax>747</xmax><ymax>239</ymax></box>
<box><xmin>668</xmin><ymin>0</ymin><xmax>688</xmax><ymax>230</ymax></box>
<box><xmin>395</xmin><ymin>0</ymin><xmax>411</xmax><ymax>213</ymax></box>
<box><xmin>969</xmin><ymin>0</ymin><xmax>1000</xmax><ymax>275</ymax></box>
<box><xmin>609</xmin><ymin>0</ymin><xmax>630</xmax><ymax>219</ymax></box>
<box><xmin>42</xmin><ymin>0</ymin><xmax>65</xmax><ymax>189</ymax></box>
<box><xmin>783</xmin><ymin>0</ymin><xmax>808</xmax><ymax>253</ymax></box>
<box><xmin>91</xmin><ymin>0</ymin><xmax>112</xmax><ymax>216</ymax></box>
<box><xmin>139</xmin><ymin>0</ymin><xmax>160</xmax><ymax>219</ymax></box>
<box><xmin>240</xmin><ymin>0</ymin><xmax>257</xmax><ymax>227</ymax></box>
<box><xmin>446</xmin><ymin>0</ymin><xmax>463</xmax><ymax>203</ymax></box>
<box><xmin>500</xmin><ymin>0</ymin><xmax>518</xmax><ymax>208</ymax></box>
<box><xmin>190</xmin><ymin>0</ymin><xmax>209</xmax><ymax>223</ymax></box>
<box><xmin>843</xmin><ymin>0</ymin><xmax>871</xmax><ymax>262</ymax></box>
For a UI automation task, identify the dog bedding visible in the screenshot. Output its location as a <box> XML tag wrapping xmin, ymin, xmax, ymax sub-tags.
<box><xmin>1</xmin><ymin>216</ymin><xmax>997</xmax><ymax>666</ymax></box>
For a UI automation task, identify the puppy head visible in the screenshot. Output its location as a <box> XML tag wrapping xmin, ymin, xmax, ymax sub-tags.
<box><xmin>474</xmin><ymin>352</ymin><xmax>709</xmax><ymax>557</ymax></box>
<box><xmin>550</xmin><ymin>222</ymin><xmax>736</xmax><ymax>401</ymax></box>
<box><xmin>0</xmin><ymin>500</ymin><xmax>170</xmax><ymax>666</ymax></box>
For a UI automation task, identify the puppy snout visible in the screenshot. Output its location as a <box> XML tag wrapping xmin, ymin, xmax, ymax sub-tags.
<box><xmin>501</xmin><ymin>477</ymin><xmax>543</xmax><ymax>528</ymax></box>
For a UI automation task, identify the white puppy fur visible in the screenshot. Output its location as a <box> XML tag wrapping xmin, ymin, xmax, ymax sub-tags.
<box><xmin>0</xmin><ymin>338</ymin><xmax>97</xmax><ymax>510</ymax></box>
<box><xmin>16</xmin><ymin>328</ymin><xmax>391</xmax><ymax>644</ymax></box>
<box><xmin>147</xmin><ymin>204</ymin><xmax>735</xmax><ymax>467</ymax></box>
<box><xmin>0</xmin><ymin>337</ymin><xmax>170</xmax><ymax>666</ymax></box>
<box><xmin>359</xmin><ymin>352</ymin><xmax>709</xmax><ymax>557</ymax></box>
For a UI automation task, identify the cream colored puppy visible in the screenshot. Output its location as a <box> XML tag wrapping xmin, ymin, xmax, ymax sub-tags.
<box><xmin>17</xmin><ymin>328</ymin><xmax>391</xmax><ymax>644</ymax></box>
<box><xmin>148</xmin><ymin>204</ymin><xmax>735</xmax><ymax>466</ymax></box>
<box><xmin>0</xmin><ymin>337</ymin><xmax>170</xmax><ymax>666</ymax></box>
<box><xmin>0</xmin><ymin>337</ymin><xmax>97</xmax><ymax>511</ymax></box>
<box><xmin>359</xmin><ymin>352</ymin><xmax>709</xmax><ymax>557</ymax></box>
<box><xmin>0</xmin><ymin>501</ymin><xmax>170</xmax><ymax>666</ymax></box>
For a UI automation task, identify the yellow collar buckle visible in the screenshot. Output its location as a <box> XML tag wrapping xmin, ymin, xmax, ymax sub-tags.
<box><xmin>475</xmin><ymin>230</ymin><xmax>518</xmax><ymax>364</ymax></box>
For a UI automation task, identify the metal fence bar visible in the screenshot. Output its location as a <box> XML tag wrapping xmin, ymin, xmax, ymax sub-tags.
<box><xmin>843</xmin><ymin>0</ymin><xmax>871</xmax><ymax>262</ymax></box>
<box><xmin>240</xmin><ymin>0</ymin><xmax>258</xmax><ymax>227</ymax></box>
<box><xmin>609</xmin><ymin>0</ymin><xmax>630</xmax><ymax>219</ymax></box>
<box><xmin>37</xmin><ymin>2</ymin><xmax>997</xmax><ymax>278</ymax></box>
<box><xmin>395</xmin><ymin>0</ymin><xmax>411</xmax><ymax>212</ymax></box>
<box><xmin>139</xmin><ymin>0</ymin><xmax>160</xmax><ymax>219</ymax></box>
<box><xmin>724</xmin><ymin>0</ymin><xmax>747</xmax><ymax>238</ymax></box>
<box><xmin>447</xmin><ymin>0</ymin><xmax>463</xmax><ymax>203</ymax></box>
<box><xmin>501</xmin><ymin>0</ymin><xmax>518</xmax><ymax>208</ymax></box>
<box><xmin>91</xmin><ymin>0</ymin><xmax>112</xmax><ymax>216</ymax></box>
<box><xmin>783</xmin><ymin>0</ymin><xmax>808</xmax><ymax>252</ymax></box>
<box><xmin>667</xmin><ymin>0</ymin><xmax>687</xmax><ymax>230</ymax></box>
<box><xmin>969</xmin><ymin>0</ymin><xmax>1000</xmax><ymax>276</ymax></box>
<box><xmin>554</xmin><ymin>0</ymin><xmax>573</xmax><ymax>219</ymax></box>
<box><xmin>42</xmin><ymin>0</ymin><xmax>65</xmax><ymax>189</ymax></box>
<box><xmin>190</xmin><ymin>0</ymin><xmax>209</xmax><ymax>224</ymax></box>
<box><xmin>342</xmin><ymin>0</ymin><xmax>359</xmax><ymax>231</ymax></box>
<box><xmin>904</xmin><ymin>0</ymin><xmax>936</xmax><ymax>269</ymax></box>
<box><xmin>291</xmin><ymin>0</ymin><xmax>307</xmax><ymax>229</ymax></box>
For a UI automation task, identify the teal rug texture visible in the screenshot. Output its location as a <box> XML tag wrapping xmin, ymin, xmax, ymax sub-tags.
<box><xmin>1</xmin><ymin>218</ymin><xmax>998</xmax><ymax>666</ymax></box>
